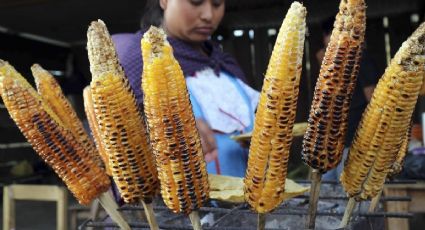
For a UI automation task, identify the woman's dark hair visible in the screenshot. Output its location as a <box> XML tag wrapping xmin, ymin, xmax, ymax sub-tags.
<box><xmin>141</xmin><ymin>0</ymin><xmax>164</xmax><ymax>29</ymax></box>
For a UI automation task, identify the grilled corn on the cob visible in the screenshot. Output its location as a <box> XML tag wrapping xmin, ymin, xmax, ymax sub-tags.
<box><xmin>31</xmin><ymin>64</ymin><xmax>103</xmax><ymax>168</ymax></box>
<box><xmin>341</xmin><ymin>22</ymin><xmax>425</xmax><ymax>200</ymax></box>
<box><xmin>0</xmin><ymin>69</ymin><xmax>110</xmax><ymax>205</ymax></box>
<box><xmin>141</xmin><ymin>26</ymin><xmax>209</xmax><ymax>214</ymax></box>
<box><xmin>302</xmin><ymin>0</ymin><xmax>366</xmax><ymax>173</ymax></box>
<box><xmin>243</xmin><ymin>1</ymin><xmax>307</xmax><ymax>214</ymax></box>
<box><xmin>87</xmin><ymin>20</ymin><xmax>159</xmax><ymax>203</ymax></box>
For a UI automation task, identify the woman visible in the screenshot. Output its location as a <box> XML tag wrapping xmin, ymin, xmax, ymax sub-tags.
<box><xmin>112</xmin><ymin>0</ymin><xmax>259</xmax><ymax>177</ymax></box>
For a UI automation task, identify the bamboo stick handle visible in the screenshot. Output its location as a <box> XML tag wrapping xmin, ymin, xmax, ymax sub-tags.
<box><xmin>141</xmin><ymin>200</ymin><xmax>159</xmax><ymax>230</ymax></box>
<box><xmin>305</xmin><ymin>169</ymin><xmax>322</xmax><ymax>229</ymax></box>
<box><xmin>339</xmin><ymin>197</ymin><xmax>357</xmax><ymax>228</ymax></box>
<box><xmin>97</xmin><ymin>192</ymin><xmax>130</xmax><ymax>230</ymax></box>
<box><xmin>189</xmin><ymin>211</ymin><xmax>202</xmax><ymax>230</ymax></box>
<box><xmin>257</xmin><ymin>213</ymin><xmax>266</xmax><ymax>230</ymax></box>
<box><xmin>368</xmin><ymin>190</ymin><xmax>382</xmax><ymax>212</ymax></box>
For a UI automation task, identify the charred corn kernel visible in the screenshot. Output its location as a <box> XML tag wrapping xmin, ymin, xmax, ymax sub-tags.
<box><xmin>31</xmin><ymin>64</ymin><xmax>104</xmax><ymax>168</ymax></box>
<box><xmin>0</xmin><ymin>74</ymin><xmax>110</xmax><ymax>205</ymax></box>
<box><xmin>243</xmin><ymin>2</ymin><xmax>306</xmax><ymax>214</ymax></box>
<box><xmin>389</xmin><ymin>127</ymin><xmax>410</xmax><ymax>176</ymax></box>
<box><xmin>341</xmin><ymin>22</ymin><xmax>425</xmax><ymax>200</ymax></box>
<box><xmin>87</xmin><ymin>20</ymin><xmax>159</xmax><ymax>203</ymax></box>
<box><xmin>302</xmin><ymin>0</ymin><xmax>366</xmax><ymax>173</ymax></box>
<box><xmin>83</xmin><ymin>86</ymin><xmax>112</xmax><ymax>176</ymax></box>
<box><xmin>141</xmin><ymin>26</ymin><xmax>209</xmax><ymax>214</ymax></box>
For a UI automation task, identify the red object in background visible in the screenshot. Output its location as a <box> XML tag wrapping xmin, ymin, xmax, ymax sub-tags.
<box><xmin>411</xmin><ymin>123</ymin><xmax>422</xmax><ymax>141</ymax></box>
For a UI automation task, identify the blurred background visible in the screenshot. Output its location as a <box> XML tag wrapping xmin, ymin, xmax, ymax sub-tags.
<box><xmin>1</xmin><ymin>0</ymin><xmax>425</xmax><ymax>229</ymax></box>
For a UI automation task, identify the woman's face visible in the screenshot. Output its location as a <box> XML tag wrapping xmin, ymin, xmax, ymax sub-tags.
<box><xmin>160</xmin><ymin>0</ymin><xmax>225</xmax><ymax>43</ymax></box>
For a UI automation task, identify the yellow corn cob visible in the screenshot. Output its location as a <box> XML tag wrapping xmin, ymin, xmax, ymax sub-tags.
<box><xmin>31</xmin><ymin>64</ymin><xmax>103</xmax><ymax>168</ymax></box>
<box><xmin>0</xmin><ymin>73</ymin><xmax>110</xmax><ymax>205</ymax></box>
<box><xmin>341</xmin><ymin>22</ymin><xmax>425</xmax><ymax>200</ymax></box>
<box><xmin>87</xmin><ymin>20</ymin><xmax>159</xmax><ymax>203</ymax></box>
<box><xmin>302</xmin><ymin>0</ymin><xmax>366</xmax><ymax>173</ymax></box>
<box><xmin>243</xmin><ymin>2</ymin><xmax>306</xmax><ymax>214</ymax></box>
<box><xmin>141</xmin><ymin>26</ymin><xmax>209</xmax><ymax>214</ymax></box>
<box><xmin>83</xmin><ymin>86</ymin><xmax>112</xmax><ymax>176</ymax></box>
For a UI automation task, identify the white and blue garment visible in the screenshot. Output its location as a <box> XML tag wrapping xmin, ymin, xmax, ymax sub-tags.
<box><xmin>186</xmin><ymin>68</ymin><xmax>259</xmax><ymax>177</ymax></box>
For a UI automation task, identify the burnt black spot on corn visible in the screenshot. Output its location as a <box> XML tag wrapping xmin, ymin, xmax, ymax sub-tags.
<box><xmin>341</xmin><ymin>22</ymin><xmax>425</xmax><ymax>201</ymax></box>
<box><xmin>141</xmin><ymin>26</ymin><xmax>209</xmax><ymax>214</ymax></box>
<box><xmin>243</xmin><ymin>2</ymin><xmax>307</xmax><ymax>214</ymax></box>
<box><xmin>302</xmin><ymin>0</ymin><xmax>366</xmax><ymax>173</ymax></box>
<box><xmin>87</xmin><ymin>20</ymin><xmax>159</xmax><ymax>203</ymax></box>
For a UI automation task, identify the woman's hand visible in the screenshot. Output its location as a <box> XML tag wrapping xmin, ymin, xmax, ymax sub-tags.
<box><xmin>196</xmin><ymin>119</ymin><xmax>218</xmax><ymax>163</ymax></box>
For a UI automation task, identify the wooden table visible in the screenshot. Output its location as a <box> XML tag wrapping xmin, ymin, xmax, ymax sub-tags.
<box><xmin>383</xmin><ymin>182</ymin><xmax>425</xmax><ymax>230</ymax></box>
<box><xmin>3</xmin><ymin>184</ymin><xmax>68</xmax><ymax>230</ymax></box>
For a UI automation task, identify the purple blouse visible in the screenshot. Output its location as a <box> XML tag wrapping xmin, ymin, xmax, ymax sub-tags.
<box><xmin>112</xmin><ymin>30</ymin><xmax>246</xmax><ymax>105</ymax></box>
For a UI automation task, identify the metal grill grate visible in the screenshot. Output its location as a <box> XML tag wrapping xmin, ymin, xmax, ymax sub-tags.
<box><xmin>79</xmin><ymin>180</ymin><xmax>414</xmax><ymax>230</ymax></box>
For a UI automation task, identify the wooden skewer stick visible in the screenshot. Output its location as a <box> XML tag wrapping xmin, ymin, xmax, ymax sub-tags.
<box><xmin>141</xmin><ymin>200</ymin><xmax>160</xmax><ymax>230</ymax></box>
<box><xmin>97</xmin><ymin>191</ymin><xmax>131</xmax><ymax>230</ymax></box>
<box><xmin>257</xmin><ymin>213</ymin><xmax>266</xmax><ymax>230</ymax></box>
<box><xmin>305</xmin><ymin>169</ymin><xmax>322</xmax><ymax>229</ymax></box>
<box><xmin>339</xmin><ymin>197</ymin><xmax>357</xmax><ymax>228</ymax></box>
<box><xmin>189</xmin><ymin>211</ymin><xmax>202</xmax><ymax>230</ymax></box>
<box><xmin>368</xmin><ymin>190</ymin><xmax>382</xmax><ymax>212</ymax></box>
